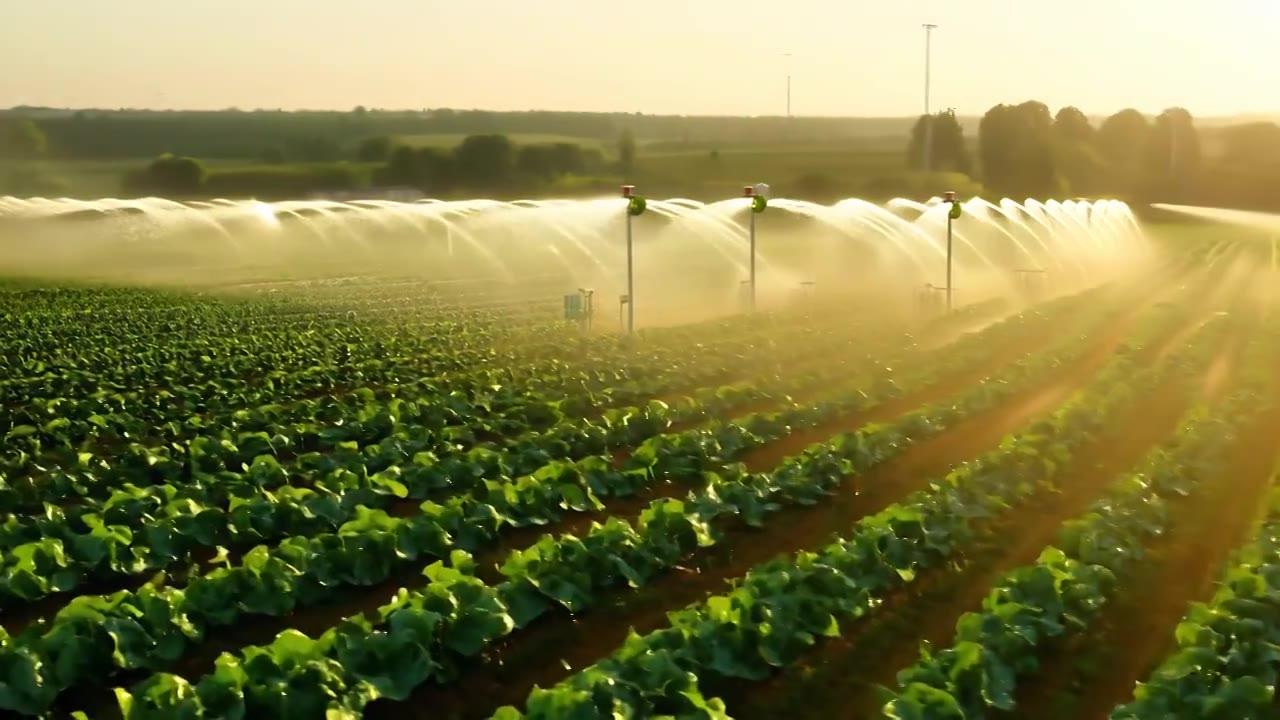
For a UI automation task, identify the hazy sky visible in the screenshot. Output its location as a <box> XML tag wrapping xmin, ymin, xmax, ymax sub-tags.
<box><xmin>2</xmin><ymin>1</ymin><xmax>1275</xmax><ymax>117</ymax></box>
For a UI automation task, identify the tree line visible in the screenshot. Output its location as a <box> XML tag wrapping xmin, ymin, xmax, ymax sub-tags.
<box><xmin>117</xmin><ymin>132</ymin><xmax>638</xmax><ymax>200</ymax></box>
<box><xmin>7</xmin><ymin>104</ymin><xmax>1280</xmax><ymax>210</ymax></box>
<box><xmin>1</xmin><ymin>106</ymin><xmax>914</xmax><ymax>161</ymax></box>
<box><xmin>906</xmin><ymin>102</ymin><xmax>1279</xmax><ymax>209</ymax></box>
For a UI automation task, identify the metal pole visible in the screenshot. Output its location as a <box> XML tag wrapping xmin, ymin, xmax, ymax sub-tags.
<box><xmin>946</xmin><ymin>213</ymin><xmax>953</xmax><ymax>311</ymax></box>
<box><xmin>922</xmin><ymin>24</ymin><xmax>937</xmax><ymax>172</ymax></box>
<box><xmin>749</xmin><ymin>210</ymin><xmax>757</xmax><ymax>311</ymax></box>
<box><xmin>626</xmin><ymin>213</ymin><xmax>635</xmax><ymax>333</ymax></box>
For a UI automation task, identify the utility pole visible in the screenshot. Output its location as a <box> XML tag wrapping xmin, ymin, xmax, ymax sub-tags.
<box><xmin>922</xmin><ymin>23</ymin><xmax>938</xmax><ymax>173</ymax></box>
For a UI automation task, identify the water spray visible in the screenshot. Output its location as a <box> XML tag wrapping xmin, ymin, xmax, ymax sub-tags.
<box><xmin>621</xmin><ymin>185</ymin><xmax>647</xmax><ymax>333</ymax></box>
<box><xmin>742</xmin><ymin>183</ymin><xmax>769</xmax><ymax>311</ymax></box>
<box><xmin>944</xmin><ymin>190</ymin><xmax>962</xmax><ymax>310</ymax></box>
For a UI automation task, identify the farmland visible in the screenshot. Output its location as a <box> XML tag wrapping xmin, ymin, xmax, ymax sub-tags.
<box><xmin>1</xmin><ymin>227</ymin><xmax>1279</xmax><ymax>720</ymax></box>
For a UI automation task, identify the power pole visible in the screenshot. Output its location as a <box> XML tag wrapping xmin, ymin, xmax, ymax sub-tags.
<box><xmin>922</xmin><ymin>23</ymin><xmax>938</xmax><ymax>172</ymax></box>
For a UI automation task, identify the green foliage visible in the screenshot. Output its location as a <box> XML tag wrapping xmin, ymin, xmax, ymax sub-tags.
<box><xmin>884</xmin><ymin>314</ymin><xmax>1274</xmax><ymax>719</ymax></box>
<box><xmin>481</xmin><ymin>295</ymin><xmax>1192</xmax><ymax>719</ymax></box>
<box><xmin>121</xmin><ymin>154</ymin><xmax>208</xmax><ymax>196</ymax></box>
<box><xmin>617</xmin><ymin>127</ymin><xmax>637</xmax><ymax>178</ymax></box>
<box><xmin>1095</xmin><ymin>109</ymin><xmax>1151</xmax><ymax>195</ymax></box>
<box><xmin>454</xmin><ymin>134</ymin><xmax>516</xmax><ymax>188</ymax></box>
<box><xmin>355</xmin><ymin>135</ymin><xmax>392</xmax><ymax>163</ymax></box>
<box><xmin>0</xmin><ymin>164</ymin><xmax>69</xmax><ymax>197</ymax></box>
<box><xmin>202</xmin><ymin>163</ymin><xmax>368</xmax><ymax>199</ymax></box>
<box><xmin>978</xmin><ymin>101</ymin><xmax>1063</xmax><ymax>198</ymax></box>
<box><xmin>907</xmin><ymin>110</ymin><xmax>971</xmax><ymax>174</ymax></box>
<box><xmin>1</xmin><ymin>120</ymin><xmax>48</xmax><ymax>160</ymax></box>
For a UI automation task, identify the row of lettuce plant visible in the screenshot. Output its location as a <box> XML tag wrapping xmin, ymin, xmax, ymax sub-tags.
<box><xmin>881</xmin><ymin>315</ymin><xmax>1277</xmax><ymax>719</ymax></box>
<box><xmin>0</xmin><ymin>291</ymin><xmax>1020</xmax><ymax>524</ymax></box>
<box><xmin>89</xmin><ymin>298</ymin><xmax>1189</xmax><ymax>718</ymax></box>
<box><xmin>0</xmin><ymin>307</ymin><xmax>869</xmax><ymax>485</ymax></box>
<box><xmin>0</xmin><ymin>290</ymin><xmax>1131</xmax><ymax>715</ymax></box>
<box><xmin>1105</xmin><ymin>375</ymin><xmax>1280</xmax><ymax>720</ymax></box>
<box><xmin>0</xmin><ymin>291</ymin><xmax>1118</xmax><ymax>609</ymax></box>
<box><xmin>1107</xmin><ymin>483</ymin><xmax>1280</xmax><ymax>720</ymax></box>
<box><xmin>0</xmin><ymin>338</ymin><xmax>889</xmax><ymax>554</ymax></box>
<box><xmin>1</xmin><ymin>299</ymin><xmax>515</xmax><ymax>414</ymax></box>
<box><xmin>0</xmin><ymin>301</ymin><xmax>930</xmax><ymax>509</ymax></box>
<box><xmin>456</xmin><ymin>301</ymin><xmax>1222</xmax><ymax>720</ymax></box>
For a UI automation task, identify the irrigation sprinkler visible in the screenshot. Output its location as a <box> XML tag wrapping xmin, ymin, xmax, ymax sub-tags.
<box><xmin>742</xmin><ymin>183</ymin><xmax>770</xmax><ymax>311</ymax></box>
<box><xmin>620</xmin><ymin>185</ymin><xmax>647</xmax><ymax>333</ymax></box>
<box><xmin>943</xmin><ymin>191</ymin><xmax>963</xmax><ymax>310</ymax></box>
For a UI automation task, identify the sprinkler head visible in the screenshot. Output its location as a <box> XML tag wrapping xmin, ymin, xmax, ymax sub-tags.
<box><xmin>621</xmin><ymin>185</ymin><xmax>635</xmax><ymax>199</ymax></box>
<box><xmin>753</xmin><ymin>183</ymin><xmax>770</xmax><ymax>198</ymax></box>
<box><xmin>943</xmin><ymin>191</ymin><xmax>957</xmax><ymax>202</ymax></box>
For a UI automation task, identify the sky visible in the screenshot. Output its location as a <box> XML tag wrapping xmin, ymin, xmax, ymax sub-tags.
<box><xmin>2</xmin><ymin>0</ymin><xmax>1276</xmax><ymax>118</ymax></box>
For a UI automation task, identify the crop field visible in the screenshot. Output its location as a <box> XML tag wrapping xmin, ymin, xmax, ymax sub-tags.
<box><xmin>3</xmin><ymin>232</ymin><xmax>1280</xmax><ymax>720</ymax></box>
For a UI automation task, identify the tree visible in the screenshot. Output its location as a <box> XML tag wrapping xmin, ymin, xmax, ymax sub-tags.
<box><xmin>516</xmin><ymin>144</ymin><xmax>557</xmax><ymax>181</ymax></box>
<box><xmin>287</xmin><ymin>136</ymin><xmax>341</xmax><ymax>162</ymax></box>
<box><xmin>375</xmin><ymin>145</ymin><xmax>455</xmax><ymax>191</ymax></box>
<box><xmin>1140</xmin><ymin>108</ymin><xmax>1201</xmax><ymax>199</ymax></box>
<box><xmin>123</xmin><ymin>153</ymin><xmax>207</xmax><ymax>196</ymax></box>
<box><xmin>978</xmin><ymin>101</ymin><xmax>1061</xmax><ymax>197</ymax></box>
<box><xmin>907</xmin><ymin>110</ymin><xmax>971</xmax><ymax>174</ymax></box>
<box><xmin>617</xmin><ymin>128</ymin><xmax>636</xmax><ymax>178</ymax></box>
<box><xmin>1095</xmin><ymin>109</ymin><xmax>1150</xmax><ymax>195</ymax></box>
<box><xmin>1053</xmin><ymin>107</ymin><xmax>1094</xmax><ymax>144</ymax></box>
<box><xmin>453</xmin><ymin>134</ymin><xmax>514</xmax><ymax>187</ymax></box>
<box><xmin>1218</xmin><ymin>122</ymin><xmax>1280</xmax><ymax>167</ymax></box>
<box><xmin>1051</xmin><ymin>107</ymin><xmax>1102</xmax><ymax>194</ymax></box>
<box><xmin>548</xmin><ymin>143</ymin><xmax>587</xmax><ymax>175</ymax></box>
<box><xmin>2</xmin><ymin>120</ymin><xmax>48</xmax><ymax>160</ymax></box>
<box><xmin>356</xmin><ymin>136</ymin><xmax>392</xmax><ymax>163</ymax></box>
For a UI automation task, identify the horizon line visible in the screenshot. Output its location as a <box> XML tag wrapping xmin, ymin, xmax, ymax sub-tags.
<box><xmin>5</xmin><ymin>104</ymin><xmax>1280</xmax><ymax>123</ymax></box>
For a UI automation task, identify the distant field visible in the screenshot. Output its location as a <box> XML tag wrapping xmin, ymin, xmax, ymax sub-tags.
<box><xmin>393</xmin><ymin>132</ymin><xmax>608</xmax><ymax>151</ymax></box>
<box><xmin>23</xmin><ymin>133</ymin><xmax>919</xmax><ymax>200</ymax></box>
<box><xmin>30</xmin><ymin>158</ymin><xmax>268</xmax><ymax>198</ymax></box>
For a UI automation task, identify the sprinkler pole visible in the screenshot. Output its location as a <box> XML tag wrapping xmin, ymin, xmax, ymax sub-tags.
<box><xmin>946</xmin><ymin>211</ymin><xmax>953</xmax><ymax>310</ymax></box>
<box><xmin>626</xmin><ymin>205</ymin><xmax>634</xmax><ymax>331</ymax></box>
<box><xmin>621</xmin><ymin>185</ymin><xmax>647</xmax><ymax>333</ymax></box>
<box><xmin>943</xmin><ymin>190</ymin><xmax>962</xmax><ymax>310</ymax></box>
<box><xmin>743</xmin><ymin>184</ymin><xmax>770</xmax><ymax>312</ymax></box>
